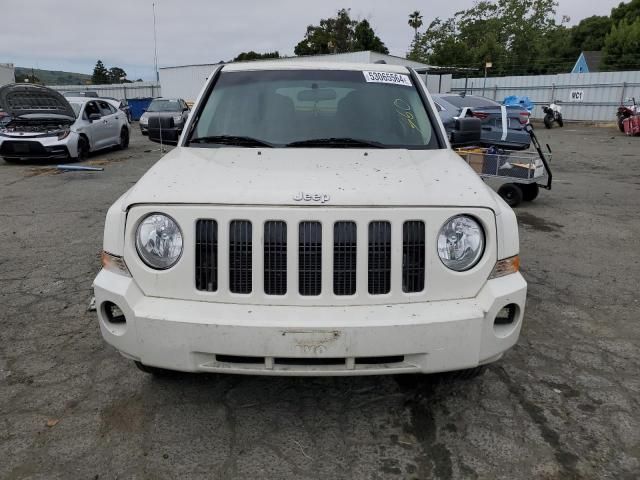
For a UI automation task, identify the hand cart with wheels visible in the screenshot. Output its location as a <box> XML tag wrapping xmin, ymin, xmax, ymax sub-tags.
<box><xmin>455</xmin><ymin>125</ymin><xmax>553</xmax><ymax>207</ymax></box>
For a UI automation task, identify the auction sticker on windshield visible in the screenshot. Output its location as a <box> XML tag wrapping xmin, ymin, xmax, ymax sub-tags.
<box><xmin>363</xmin><ymin>71</ymin><xmax>412</xmax><ymax>87</ymax></box>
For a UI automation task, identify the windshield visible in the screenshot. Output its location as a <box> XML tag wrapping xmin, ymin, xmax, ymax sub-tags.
<box><xmin>70</xmin><ymin>103</ymin><xmax>82</xmax><ymax>117</ymax></box>
<box><xmin>188</xmin><ymin>69</ymin><xmax>440</xmax><ymax>149</ymax></box>
<box><xmin>148</xmin><ymin>100</ymin><xmax>181</xmax><ymax>112</ymax></box>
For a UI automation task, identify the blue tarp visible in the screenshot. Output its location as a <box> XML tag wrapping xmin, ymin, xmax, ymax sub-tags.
<box><xmin>503</xmin><ymin>95</ymin><xmax>534</xmax><ymax>112</ymax></box>
<box><xmin>127</xmin><ymin>98</ymin><xmax>154</xmax><ymax>121</ymax></box>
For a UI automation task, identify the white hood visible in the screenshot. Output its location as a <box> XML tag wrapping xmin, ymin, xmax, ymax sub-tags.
<box><xmin>121</xmin><ymin>147</ymin><xmax>498</xmax><ymax>209</ymax></box>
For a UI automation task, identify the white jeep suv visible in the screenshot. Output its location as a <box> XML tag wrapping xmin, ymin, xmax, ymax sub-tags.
<box><xmin>94</xmin><ymin>62</ymin><xmax>526</xmax><ymax>377</ymax></box>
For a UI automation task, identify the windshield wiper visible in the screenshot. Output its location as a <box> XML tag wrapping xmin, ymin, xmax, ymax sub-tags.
<box><xmin>189</xmin><ymin>135</ymin><xmax>274</xmax><ymax>147</ymax></box>
<box><xmin>286</xmin><ymin>137</ymin><xmax>386</xmax><ymax>148</ymax></box>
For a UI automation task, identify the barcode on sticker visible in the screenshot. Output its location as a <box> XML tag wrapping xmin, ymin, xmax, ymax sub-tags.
<box><xmin>363</xmin><ymin>71</ymin><xmax>412</xmax><ymax>87</ymax></box>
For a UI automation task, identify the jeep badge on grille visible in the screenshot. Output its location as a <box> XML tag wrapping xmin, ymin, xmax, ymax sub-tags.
<box><xmin>293</xmin><ymin>192</ymin><xmax>330</xmax><ymax>203</ymax></box>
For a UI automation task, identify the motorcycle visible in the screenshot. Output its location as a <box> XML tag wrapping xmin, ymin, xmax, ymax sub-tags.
<box><xmin>543</xmin><ymin>101</ymin><xmax>563</xmax><ymax>129</ymax></box>
<box><xmin>616</xmin><ymin>97</ymin><xmax>637</xmax><ymax>133</ymax></box>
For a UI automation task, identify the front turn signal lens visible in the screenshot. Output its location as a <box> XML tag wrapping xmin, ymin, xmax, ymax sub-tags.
<box><xmin>489</xmin><ymin>255</ymin><xmax>520</xmax><ymax>279</ymax></box>
<box><xmin>101</xmin><ymin>251</ymin><xmax>131</xmax><ymax>277</ymax></box>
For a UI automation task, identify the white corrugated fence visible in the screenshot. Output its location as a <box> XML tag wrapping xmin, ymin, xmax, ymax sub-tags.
<box><xmin>450</xmin><ymin>70</ymin><xmax>640</xmax><ymax>121</ymax></box>
<box><xmin>46</xmin><ymin>82</ymin><xmax>161</xmax><ymax>100</ymax></box>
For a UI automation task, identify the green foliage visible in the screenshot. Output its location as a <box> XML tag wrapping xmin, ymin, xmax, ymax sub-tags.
<box><xmin>408</xmin><ymin>11</ymin><xmax>423</xmax><ymax>41</ymax></box>
<box><xmin>232</xmin><ymin>51</ymin><xmax>280</xmax><ymax>62</ymax></box>
<box><xmin>108</xmin><ymin>67</ymin><xmax>128</xmax><ymax>83</ymax></box>
<box><xmin>602</xmin><ymin>19</ymin><xmax>640</xmax><ymax>70</ymax></box>
<box><xmin>91</xmin><ymin>60</ymin><xmax>109</xmax><ymax>84</ymax></box>
<box><xmin>294</xmin><ymin>9</ymin><xmax>388</xmax><ymax>56</ymax></box>
<box><xmin>353</xmin><ymin>20</ymin><xmax>389</xmax><ymax>54</ymax></box>
<box><xmin>407</xmin><ymin>0</ymin><xmax>640</xmax><ymax>74</ymax></box>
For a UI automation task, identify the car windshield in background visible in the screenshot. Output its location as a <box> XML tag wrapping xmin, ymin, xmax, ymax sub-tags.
<box><xmin>70</xmin><ymin>103</ymin><xmax>82</xmax><ymax>117</ymax></box>
<box><xmin>147</xmin><ymin>100</ymin><xmax>181</xmax><ymax>112</ymax></box>
<box><xmin>442</xmin><ymin>96</ymin><xmax>500</xmax><ymax>109</ymax></box>
<box><xmin>189</xmin><ymin>69</ymin><xmax>439</xmax><ymax>149</ymax></box>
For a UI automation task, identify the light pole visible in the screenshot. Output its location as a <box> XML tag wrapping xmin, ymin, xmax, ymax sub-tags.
<box><xmin>152</xmin><ymin>2</ymin><xmax>159</xmax><ymax>82</ymax></box>
<box><xmin>483</xmin><ymin>61</ymin><xmax>492</xmax><ymax>96</ymax></box>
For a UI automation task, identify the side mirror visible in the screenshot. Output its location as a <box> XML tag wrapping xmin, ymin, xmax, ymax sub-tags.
<box><xmin>449</xmin><ymin>117</ymin><xmax>482</xmax><ymax>148</ymax></box>
<box><xmin>88</xmin><ymin>113</ymin><xmax>101</xmax><ymax>122</ymax></box>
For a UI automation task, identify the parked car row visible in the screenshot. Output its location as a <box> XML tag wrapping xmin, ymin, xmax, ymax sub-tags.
<box><xmin>0</xmin><ymin>84</ymin><xmax>130</xmax><ymax>163</ymax></box>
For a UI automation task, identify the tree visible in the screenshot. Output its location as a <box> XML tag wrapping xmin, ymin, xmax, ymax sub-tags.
<box><xmin>293</xmin><ymin>9</ymin><xmax>389</xmax><ymax>56</ymax></box>
<box><xmin>232</xmin><ymin>51</ymin><xmax>280</xmax><ymax>62</ymax></box>
<box><xmin>91</xmin><ymin>60</ymin><xmax>109</xmax><ymax>84</ymax></box>
<box><xmin>602</xmin><ymin>19</ymin><xmax>640</xmax><ymax>70</ymax></box>
<box><xmin>611</xmin><ymin>0</ymin><xmax>640</xmax><ymax>25</ymax></box>
<box><xmin>569</xmin><ymin>15</ymin><xmax>612</xmax><ymax>52</ymax></box>
<box><xmin>353</xmin><ymin>20</ymin><xmax>389</xmax><ymax>54</ymax></box>
<box><xmin>108</xmin><ymin>67</ymin><xmax>128</xmax><ymax>83</ymax></box>
<box><xmin>408</xmin><ymin>11</ymin><xmax>423</xmax><ymax>41</ymax></box>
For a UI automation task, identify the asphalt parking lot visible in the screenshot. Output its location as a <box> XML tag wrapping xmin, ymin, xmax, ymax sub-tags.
<box><xmin>1</xmin><ymin>124</ymin><xmax>639</xmax><ymax>480</ymax></box>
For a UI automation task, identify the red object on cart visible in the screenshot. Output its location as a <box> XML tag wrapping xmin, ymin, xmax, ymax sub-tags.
<box><xmin>623</xmin><ymin>116</ymin><xmax>640</xmax><ymax>136</ymax></box>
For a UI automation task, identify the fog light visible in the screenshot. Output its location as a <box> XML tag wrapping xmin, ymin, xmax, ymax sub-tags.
<box><xmin>103</xmin><ymin>301</ymin><xmax>126</xmax><ymax>324</ymax></box>
<box><xmin>495</xmin><ymin>304</ymin><xmax>517</xmax><ymax>326</ymax></box>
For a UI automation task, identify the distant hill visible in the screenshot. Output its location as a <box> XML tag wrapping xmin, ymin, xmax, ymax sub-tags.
<box><xmin>15</xmin><ymin>67</ymin><xmax>91</xmax><ymax>85</ymax></box>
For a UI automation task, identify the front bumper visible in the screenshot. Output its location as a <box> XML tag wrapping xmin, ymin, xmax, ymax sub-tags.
<box><xmin>94</xmin><ymin>270</ymin><xmax>527</xmax><ymax>376</ymax></box>
<box><xmin>0</xmin><ymin>134</ymin><xmax>78</xmax><ymax>160</ymax></box>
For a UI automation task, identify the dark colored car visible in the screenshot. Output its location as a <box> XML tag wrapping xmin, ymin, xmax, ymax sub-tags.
<box><xmin>139</xmin><ymin>98</ymin><xmax>190</xmax><ymax>142</ymax></box>
<box><xmin>433</xmin><ymin>94</ymin><xmax>531</xmax><ymax>150</ymax></box>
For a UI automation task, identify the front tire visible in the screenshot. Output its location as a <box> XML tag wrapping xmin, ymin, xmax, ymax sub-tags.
<box><xmin>118</xmin><ymin>127</ymin><xmax>130</xmax><ymax>150</ymax></box>
<box><xmin>74</xmin><ymin>137</ymin><xmax>89</xmax><ymax>162</ymax></box>
<box><xmin>498</xmin><ymin>183</ymin><xmax>523</xmax><ymax>207</ymax></box>
<box><xmin>556</xmin><ymin>114</ymin><xmax>563</xmax><ymax>127</ymax></box>
<box><xmin>544</xmin><ymin>114</ymin><xmax>553</xmax><ymax>129</ymax></box>
<box><xmin>520</xmin><ymin>183</ymin><xmax>539</xmax><ymax>201</ymax></box>
<box><xmin>2</xmin><ymin>157</ymin><xmax>20</xmax><ymax>164</ymax></box>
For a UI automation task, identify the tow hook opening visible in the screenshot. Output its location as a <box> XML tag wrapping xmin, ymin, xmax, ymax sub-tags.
<box><xmin>493</xmin><ymin>303</ymin><xmax>519</xmax><ymax>338</ymax></box>
<box><xmin>103</xmin><ymin>301</ymin><xmax>126</xmax><ymax>324</ymax></box>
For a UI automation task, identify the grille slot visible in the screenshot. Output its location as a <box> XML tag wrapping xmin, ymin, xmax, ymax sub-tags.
<box><xmin>264</xmin><ymin>221</ymin><xmax>287</xmax><ymax>295</ymax></box>
<box><xmin>403</xmin><ymin>221</ymin><xmax>425</xmax><ymax>293</ymax></box>
<box><xmin>195</xmin><ymin>220</ymin><xmax>218</xmax><ymax>292</ymax></box>
<box><xmin>229</xmin><ymin>220</ymin><xmax>252</xmax><ymax>294</ymax></box>
<box><xmin>368</xmin><ymin>221</ymin><xmax>391</xmax><ymax>295</ymax></box>
<box><xmin>299</xmin><ymin>221</ymin><xmax>322</xmax><ymax>296</ymax></box>
<box><xmin>333</xmin><ymin>221</ymin><xmax>357</xmax><ymax>295</ymax></box>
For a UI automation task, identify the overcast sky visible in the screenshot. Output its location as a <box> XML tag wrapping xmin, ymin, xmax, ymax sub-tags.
<box><xmin>0</xmin><ymin>0</ymin><xmax>623</xmax><ymax>80</ymax></box>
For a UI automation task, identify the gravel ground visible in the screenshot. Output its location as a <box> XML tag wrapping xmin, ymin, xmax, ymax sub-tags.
<box><xmin>1</xmin><ymin>125</ymin><xmax>639</xmax><ymax>480</ymax></box>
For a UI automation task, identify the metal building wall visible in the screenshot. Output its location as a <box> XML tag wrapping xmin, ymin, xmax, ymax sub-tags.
<box><xmin>158</xmin><ymin>52</ymin><xmax>430</xmax><ymax>102</ymax></box>
<box><xmin>450</xmin><ymin>71</ymin><xmax>640</xmax><ymax>121</ymax></box>
<box><xmin>160</xmin><ymin>64</ymin><xmax>218</xmax><ymax>102</ymax></box>
<box><xmin>47</xmin><ymin>82</ymin><xmax>161</xmax><ymax>100</ymax></box>
<box><xmin>0</xmin><ymin>63</ymin><xmax>15</xmax><ymax>87</ymax></box>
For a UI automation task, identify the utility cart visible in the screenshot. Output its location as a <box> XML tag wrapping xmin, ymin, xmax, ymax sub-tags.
<box><xmin>456</xmin><ymin>125</ymin><xmax>553</xmax><ymax>207</ymax></box>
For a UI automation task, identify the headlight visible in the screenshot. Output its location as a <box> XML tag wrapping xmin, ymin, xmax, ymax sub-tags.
<box><xmin>140</xmin><ymin>116</ymin><xmax>148</xmax><ymax>124</ymax></box>
<box><xmin>57</xmin><ymin>129</ymin><xmax>71</xmax><ymax>140</ymax></box>
<box><xmin>172</xmin><ymin>114</ymin><xmax>183</xmax><ymax>123</ymax></box>
<box><xmin>437</xmin><ymin>215</ymin><xmax>485</xmax><ymax>271</ymax></box>
<box><xmin>135</xmin><ymin>213</ymin><xmax>183</xmax><ymax>269</ymax></box>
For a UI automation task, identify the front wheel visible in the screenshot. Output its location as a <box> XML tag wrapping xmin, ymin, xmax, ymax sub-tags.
<box><xmin>498</xmin><ymin>183</ymin><xmax>523</xmax><ymax>207</ymax></box>
<box><xmin>118</xmin><ymin>127</ymin><xmax>130</xmax><ymax>150</ymax></box>
<box><xmin>520</xmin><ymin>183</ymin><xmax>539</xmax><ymax>201</ymax></box>
<box><xmin>544</xmin><ymin>114</ymin><xmax>553</xmax><ymax>129</ymax></box>
<box><xmin>556</xmin><ymin>114</ymin><xmax>563</xmax><ymax>127</ymax></box>
<box><xmin>617</xmin><ymin>115</ymin><xmax>626</xmax><ymax>132</ymax></box>
<box><xmin>2</xmin><ymin>157</ymin><xmax>20</xmax><ymax>164</ymax></box>
<box><xmin>74</xmin><ymin>137</ymin><xmax>89</xmax><ymax>162</ymax></box>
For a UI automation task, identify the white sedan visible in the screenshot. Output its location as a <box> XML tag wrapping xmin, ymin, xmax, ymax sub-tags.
<box><xmin>0</xmin><ymin>84</ymin><xmax>130</xmax><ymax>163</ymax></box>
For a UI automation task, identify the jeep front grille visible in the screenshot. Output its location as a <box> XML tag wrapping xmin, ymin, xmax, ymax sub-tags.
<box><xmin>264</xmin><ymin>221</ymin><xmax>287</xmax><ymax>295</ymax></box>
<box><xmin>195</xmin><ymin>220</ymin><xmax>218</xmax><ymax>292</ymax></box>
<box><xmin>298</xmin><ymin>221</ymin><xmax>322</xmax><ymax>296</ymax></box>
<box><xmin>229</xmin><ymin>220</ymin><xmax>252</xmax><ymax>294</ymax></box>
<box><xmin>195</xmin><ymin>219</ymin><xmax>428</xmax><ymax>297</ymax></box>
<box><xmin>368</xmin><ymin>221</ymin><xmax>391</xmax><ymax>295</ymax></box>
<box><xmin>333</xmin><ymin>221</ymin><xmax>357</xmax><ymax>296</ymax></box>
